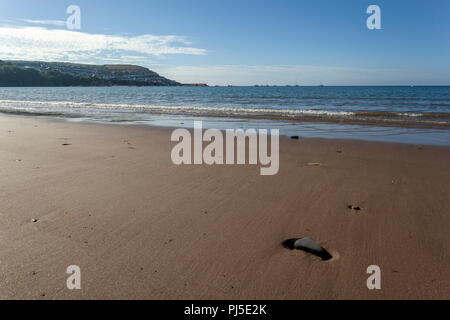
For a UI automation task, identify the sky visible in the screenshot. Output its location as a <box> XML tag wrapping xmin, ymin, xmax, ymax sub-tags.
<box><xmin>0</xmin><ymin>0</ymin><xmax>449</xmax><ymax>85</ymax></box>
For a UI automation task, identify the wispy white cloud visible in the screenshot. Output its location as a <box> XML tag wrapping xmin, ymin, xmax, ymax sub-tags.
<box><xmin>21</xmin><ymin>19</ymin><xmax>66</xmax><ymax>27</ymax></box>
<box><xmin>0</xmin><ymin>26</ymin><xmax>207</xmax><ymax>63</ymax></box>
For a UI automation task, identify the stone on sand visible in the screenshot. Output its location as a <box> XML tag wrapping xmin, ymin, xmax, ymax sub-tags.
<box><xmin>294</xmin><ymin>237</ymin><xmax>323</xmax><ymax>252</ymax></box>
<box><xmin>283</xmin><ymin>237</ymin><xmax>333</xmax><ymax>261</ymax></box>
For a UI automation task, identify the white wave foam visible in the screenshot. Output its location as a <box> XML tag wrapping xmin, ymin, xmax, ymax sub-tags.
<box><xmin>0</xmin><ymin>99</ymin><xmax>355</xmax><ymax>117</ymax></box>
<box><xmin>0</xmin><ymin>99</ymin><xmax>446</xmax><ymax>119</ymax></box>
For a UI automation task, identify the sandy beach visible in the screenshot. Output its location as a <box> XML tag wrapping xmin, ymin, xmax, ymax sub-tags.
<box><xmin>0</xmin><ymin>114</ymin><xmax>449</xmax><ymax>300</ymax></box>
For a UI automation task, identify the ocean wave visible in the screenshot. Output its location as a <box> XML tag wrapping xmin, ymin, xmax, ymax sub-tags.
<box><xmin>0</xmin><ymin>99</ymin><xmax>355</xmax><ymax>116</ymax></box>
<box><xmin>0</xmin><ymin>99</ymin><xmax>449</xmax><ymax>121</ymax></box>
<box><xmin>354</xmin><ymin>111</ymin><xmax>450</xmax><ymax>118</ymax></box>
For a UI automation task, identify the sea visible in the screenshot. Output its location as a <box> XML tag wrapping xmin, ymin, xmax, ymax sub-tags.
<box><xmin>0</xmin><ymin>86</ymin><xmax>449</xmax><ymax>145</ymax></box>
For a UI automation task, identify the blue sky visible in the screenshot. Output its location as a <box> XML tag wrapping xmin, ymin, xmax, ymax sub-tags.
<box><xmin>0</xmin><ymin>0</ymin><xmax>449</xmax><ymax>85</ymax></box>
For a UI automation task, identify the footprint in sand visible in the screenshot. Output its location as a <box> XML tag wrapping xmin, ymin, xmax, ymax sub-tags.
<box><xmin>124</xmin><ymin>140</ymin><xmax>136</xmax><ymax>149</ymax></box>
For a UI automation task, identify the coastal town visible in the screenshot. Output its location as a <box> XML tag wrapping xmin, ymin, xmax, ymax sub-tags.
<box><xmin>4</xmin><ymin>60</ymin><xmax>181</xmax><ymax>86</ymax></box>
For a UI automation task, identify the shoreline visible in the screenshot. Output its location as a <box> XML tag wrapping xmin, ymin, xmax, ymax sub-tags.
<box><xmin>2</xmin><ymin>112</ymin><xmax>450</xmax><ymax>147</ymax></box>
<box><xmin>0</xmin><ymin>114</ymin><xmax>449</xmax><ymax>299</ymax></box>
<box><xmin>1</xmin><ymin>105</ymin><xmax>450</xmax><ymax>130</ymax></box>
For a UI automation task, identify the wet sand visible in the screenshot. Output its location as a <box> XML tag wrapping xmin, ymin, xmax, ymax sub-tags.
<box><xmin>0</xmin><ymin>115</ymin><xmax>449</xmax><ymax>300</ymax></box>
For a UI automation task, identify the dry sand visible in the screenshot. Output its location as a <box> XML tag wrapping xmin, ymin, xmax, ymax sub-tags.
<box><xmin>0</xmin><ymin>115</ymin><xmax>449</xmax><ymax>300</ymax></box>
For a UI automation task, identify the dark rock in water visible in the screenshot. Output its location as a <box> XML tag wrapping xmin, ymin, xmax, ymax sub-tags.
<box><xmin>282</xmin><ymin>237</ymin><xmax>333</xmax><ymax>261</ymax></box>
<box><xmin>290</xmin><ymin>136</ymin><xmax>300</xmax><ymax>140</ymax></box>
<box><xmin>348</xmin><ymin>205</ymin><xmax>361</xmax><ymax>211</ymax></box>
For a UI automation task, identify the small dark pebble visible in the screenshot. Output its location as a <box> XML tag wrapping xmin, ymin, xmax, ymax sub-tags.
<box><xmin>62</xmin><ymin>143</ymin><xmax>71</xmax><ymax>146</ymax></box>
<box><xmin>290</xmin><ymin>136</ymin><xmax>300</xmax><ymax>140</ymax></box>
